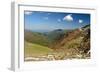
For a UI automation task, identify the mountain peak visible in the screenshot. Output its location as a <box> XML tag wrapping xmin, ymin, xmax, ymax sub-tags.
<box><xmin>54</xmin><ymin>29</ymin><xmax>63</xmax><ymax>32</ymax></box>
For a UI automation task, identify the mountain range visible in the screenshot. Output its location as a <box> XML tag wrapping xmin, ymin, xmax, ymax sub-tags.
<box><xmin>24</xmin><ymin>24</ymin><xmax>90</xmax><ymax>59</ymax></box>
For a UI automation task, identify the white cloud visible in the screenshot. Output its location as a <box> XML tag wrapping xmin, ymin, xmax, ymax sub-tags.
<box><xmin>63</xmin><ymin>14</ymin><xmax>73</xmax><ymax>22</ymax></box>
<box><xmin>25</xmin><ymin>11</ymin><xmax>33</xmax><ymax>15</ymax></box>
<box><xmin>79</xmin><ymin>19</ymin><xmax>83</xmax><ymax>23</ymax></box>
<box><xmin>57</xmin><ymin>19</ymin><xmax>61</xmax><ymax>22</ymax></box>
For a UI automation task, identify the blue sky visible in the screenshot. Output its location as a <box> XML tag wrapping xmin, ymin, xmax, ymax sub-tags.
<box><xmin>24</xmin><ymin>11</ymin><xmax>90</xmax><ymax>32</ymax></box>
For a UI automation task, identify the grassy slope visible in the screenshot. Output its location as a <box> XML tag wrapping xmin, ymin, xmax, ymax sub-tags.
<box><xmin>25</xmin><ymin>30</ymin><xmax>51</xmax><ymax>47</ymax></box>
<box><xmin>25</xmin><ymin>41</ymin><xmax>53</xmax><ymax>57</ymax></box>
<box><xmin>46</xmin><ymin>29</ymin><xmax>69</xmax><ymax>42</ymax></box>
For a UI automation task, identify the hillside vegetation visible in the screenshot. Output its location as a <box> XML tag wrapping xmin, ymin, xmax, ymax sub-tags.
<box><xmin>25</xmin><ymin>41</ymin><xmax>53</xmax><ymax>57</ymax></box>
<box><xmin>24</xmin><ymin>25</ymin><xmax>90</xmax><ymax>61</ymax></box>
<box><xmin>24</xmin><ymin>30</ymin><xmax>51</xmax><ymax>46</ymax></box>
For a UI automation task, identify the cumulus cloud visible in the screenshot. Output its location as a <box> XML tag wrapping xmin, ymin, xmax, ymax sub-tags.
<box><xmin>25</xmin><ymin>11</ymin><xmax>33</xmax><ymax>15</ymax></box>
<box><xmin>57</xmin><ymin>19</ymin><xmax>61</xmax><ymax>22</ymax></box>
<box><xmin>63</xmin><ymin>14</ymin><xmax>73</xmax><ymax>22</ymax></box>
<box><xmin>79</xmin><ymin>19</ymin><xmax>83</xmax><ymax>23</ymax></box>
